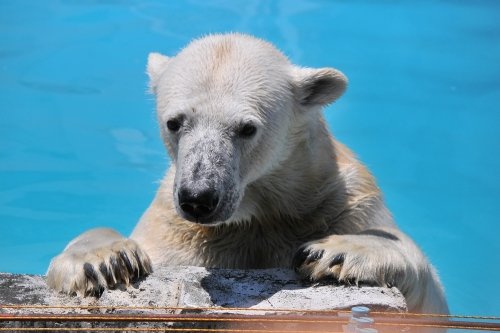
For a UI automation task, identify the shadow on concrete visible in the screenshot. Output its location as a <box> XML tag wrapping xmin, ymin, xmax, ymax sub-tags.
<box><xmin>200</xmin><ymin>267</ymin><xmax>302</xmax><ymax>308</ymax></box>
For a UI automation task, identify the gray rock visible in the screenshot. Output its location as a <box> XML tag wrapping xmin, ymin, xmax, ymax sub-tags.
<box><xmin>0</xmin><ymin>266</ymin><xmax>406</xmax><ymax>331</ymax></box>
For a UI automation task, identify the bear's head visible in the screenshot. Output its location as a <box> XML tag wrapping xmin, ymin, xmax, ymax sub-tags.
<box><xmin>147</xmin><ymin>33</ymin><xmax>347</xmax><ymax>225</ymax></box>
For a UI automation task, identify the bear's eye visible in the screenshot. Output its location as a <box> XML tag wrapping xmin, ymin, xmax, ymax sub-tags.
<box><xmin>238</xmin><ymin>123</ymin><xmax>257</xmax><ymax>138</ymax></box>
<box><xmin>166</xmin><ymin>119</ymin><xmax>181</xmax><ymax>132</ymax></box>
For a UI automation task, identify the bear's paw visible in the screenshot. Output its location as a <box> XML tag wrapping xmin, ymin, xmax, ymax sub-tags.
<box><xmin>47</xmin><ymin>238</ymin><xmax>152</xmax><ymax>297</ymax></box>
<box><xmin>293</xmin><ymin>233</ymin><xmax>409</xmax><ymax>289</ymax></box>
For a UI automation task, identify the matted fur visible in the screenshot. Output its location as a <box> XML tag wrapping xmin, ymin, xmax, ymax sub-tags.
<box><xmin>47</xmin><ymin>33</ymin><xmax>448</xmax><ymax>314</ymax></box>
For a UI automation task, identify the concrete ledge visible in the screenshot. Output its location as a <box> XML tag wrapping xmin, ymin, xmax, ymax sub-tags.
<box><xmin>0</xmin><ymin>266</ymin><xmax>406</xmax><ymax>330</ymax></box>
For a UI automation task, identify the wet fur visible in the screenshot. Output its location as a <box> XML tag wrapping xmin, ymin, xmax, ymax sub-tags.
<box><xmin>47</xmin><ymin>33</ymin><xmax>448</xmax><ymax>314</ymax></box>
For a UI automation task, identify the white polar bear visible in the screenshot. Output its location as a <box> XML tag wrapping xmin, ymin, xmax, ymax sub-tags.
<box><xmin>47</xmin><ymin>33</ymin><xmax>448</xmax><ymax>314</ymax></box>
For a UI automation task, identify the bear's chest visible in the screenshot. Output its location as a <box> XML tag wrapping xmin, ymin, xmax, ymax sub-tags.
<box><xmin>198</xmin><ymin>220</ymin><xmax>329</xmax><ymax>269</ymax></box>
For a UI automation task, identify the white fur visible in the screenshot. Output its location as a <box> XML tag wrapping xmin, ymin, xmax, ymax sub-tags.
<box><xmin>47</xmin><ymin>34</ymin><xmax>448</xmax><ymax>314</ymax></box>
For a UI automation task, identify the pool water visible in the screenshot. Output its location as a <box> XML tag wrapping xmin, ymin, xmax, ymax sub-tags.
<box><xmin>1</xmin><ymin>0</ymin><xmax>499</xmax><ymax>316</ymax></box>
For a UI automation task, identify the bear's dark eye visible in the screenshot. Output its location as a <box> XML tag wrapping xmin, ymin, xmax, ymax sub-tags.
<box><xmin>238</xmin><ymin>123</ymin><xmax>257</xmax><ymax>138</ymax></box>
<box><xmin>166</xmin><ymin>119</ymin><xmax>181</xmax><ymax>132</ymax></box>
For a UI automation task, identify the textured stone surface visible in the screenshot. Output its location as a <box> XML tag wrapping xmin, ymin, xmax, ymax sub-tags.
<box><xmin>0</xmin><ymin>266</ymin><xmax>406</xmax><ymax>331</ymax></box>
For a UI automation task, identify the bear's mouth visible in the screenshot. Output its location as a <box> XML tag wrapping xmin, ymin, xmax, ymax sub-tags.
<box><xmin>178</xmin><ymin>206</ymin><xmax>219</xmax><ymax>225</ymax></box>
<box><xmin>178</xmin><ymin>206</ymin><xmax>233</xmax><ymax>225</ymax></box>
<box><xmin>174</xmin><ymin>188</ymin><xmax>239</xmax><ymax>225</ymax></box>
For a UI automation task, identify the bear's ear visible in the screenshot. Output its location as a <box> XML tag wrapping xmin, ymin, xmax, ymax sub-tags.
<box><xmin>147</xmin><ymin>52</ymin><xmax>171</xmax><ymax>93</ymax></box>
<box><xmin>293</xmin><ymin>67</ymin><xmax>348</xmax><ymax>107</ymax></box>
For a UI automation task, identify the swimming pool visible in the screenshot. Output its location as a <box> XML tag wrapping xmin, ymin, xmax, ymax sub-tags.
<box><xmin>1</xmin><ymin>0</ymin><xmax>499</xmax><ymax>317</ymax></box>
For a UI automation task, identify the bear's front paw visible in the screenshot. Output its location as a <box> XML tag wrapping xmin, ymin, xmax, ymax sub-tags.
<box><xmin>293</xmin><ymin>234</ymin><xmax>406</xmax><ymax>288</ymax></box>
<box><xmin>47</xmin><ymin>239</ymin><xmax>152</xmax><ymax>297</ymax></box>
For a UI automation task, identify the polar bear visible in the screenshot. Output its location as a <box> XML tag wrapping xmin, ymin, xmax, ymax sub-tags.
<box><xmin>47</xmin><ymin>33</ymin><xmax>448</xmax><ymax>314</ymax></box>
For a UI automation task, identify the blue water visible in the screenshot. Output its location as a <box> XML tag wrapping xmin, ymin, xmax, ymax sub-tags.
<box><xmin>1</xmin><ymin>0</ymin><xmax>499</xmax><ymax>316</ymax></box>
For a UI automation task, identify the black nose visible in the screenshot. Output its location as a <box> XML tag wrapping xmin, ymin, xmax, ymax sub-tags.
<box><xmin>178</xmin><ymin>186</ymin><xmax>219</xmax><ymax>220</ymax></box>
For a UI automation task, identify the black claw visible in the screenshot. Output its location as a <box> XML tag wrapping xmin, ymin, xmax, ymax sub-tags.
<box><xmin>83</xmin><ymin>263</ymin><xmax>104</xmax><ymax>297</ymax></box>
<box><xmin>292</xmin><ymin>247</ymin><xmax>311</xmax><ymax>270</ymax></box>
<box><xmin>118</xmin><ymin>259</ymin><xmax>129</xmax><ymax>283</ymax></box>
<box><xmin>292</xmin><ymin>248</ymin><xmax>325</xmax><ymax>270</ymax></box>
<box><xmin>109</xmin><ymin>255</ymin><xmax>126</xmax><ymax>285</ymax></box>
<box><xmin>119</xmin><ymin>250</ymin><xmax>134</xmax><ymax>276</ymax></box>
<box><xmin>304</xmin><ymin>249</ymin><xmax>324</xmax><ymax>265</ymax></box>
<box><xmin>99</xmin><ymin>262</ymin><xmax>114</xmax><ymax>288</ymax></box>
<box><xmin>293</xmin><ymin>247</ymin><xmax>325</xmax><ymax>272</ymax></box>
<box><xmin>87</xmin><ymin>285</ymin><xmax>105</xmax><ymax>297</ymax></box>
<box><xmin>83</xmin><ymin>263</ymin><xmax>98</xmax><ymax>284</ymax></box>
<box><xmin>99</xmin><ymin>285</ymin><xmax>105</xmax><ymax>295</ymax></box>
<box><xmin>132</xmin><ymin>250</ymin><xmax>145</xmax><ymax>279</ymax></box>
<box><xmin>329</xmin><ymin>253</ymin><xmax>346</xmax><ymax>268</ymax></box>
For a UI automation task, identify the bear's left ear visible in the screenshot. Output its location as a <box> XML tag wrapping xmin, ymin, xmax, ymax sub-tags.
<box><xmin>292</xmin><ymin>67</ymin><xmax>348</xmax><ymax>107</ymax></box>
<box><xmin>147</xmin><ymin>52</ymin><xmax>171</xmax><ymax>93</ymax></box>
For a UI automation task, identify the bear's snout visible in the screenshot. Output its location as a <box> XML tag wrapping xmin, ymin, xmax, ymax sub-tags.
<box><xmin>178</xmin><ymin>185</ymin><xmax>220</xmax><ymax>222</ymax></box>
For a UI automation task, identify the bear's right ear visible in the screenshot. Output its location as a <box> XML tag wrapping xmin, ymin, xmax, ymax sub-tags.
<box><xmin>292</xmin><ymin>67</ymin><xmax>348</xmax><ymax>107</ymax></box>
<box><xmin>147</xmin><ymin>52</ymin><xmax>171</xmax><ymax>93</ymax></box>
